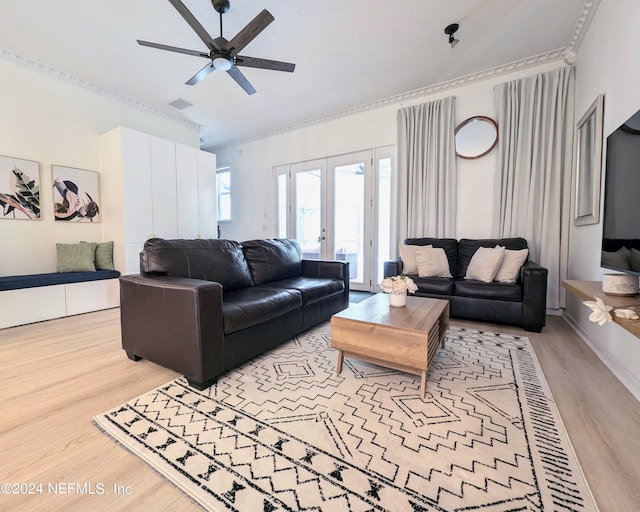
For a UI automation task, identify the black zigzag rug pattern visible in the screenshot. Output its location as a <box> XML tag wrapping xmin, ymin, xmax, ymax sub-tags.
<box><xmin>94</xmin><ymin>324</ymin><xmax>598</xmax><ymax>512</ymax></box>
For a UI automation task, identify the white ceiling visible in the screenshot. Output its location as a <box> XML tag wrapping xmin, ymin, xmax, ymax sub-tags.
<box><xmin>0</xmin><ymin>0</ymin><xmax>590</xmax><ymax>150</ymax></box>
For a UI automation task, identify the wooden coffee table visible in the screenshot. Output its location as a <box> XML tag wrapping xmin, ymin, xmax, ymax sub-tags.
<box><xmin>330</xmin><ymin>293</ymin><xmax>449</xmax><ymax>398</ymax></box>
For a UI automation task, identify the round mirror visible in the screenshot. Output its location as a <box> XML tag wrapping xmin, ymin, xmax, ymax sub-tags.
<box><xmin>455</xmin><ymin>116</ymin><xmax>498</xmax><ymax>159</ymax></box>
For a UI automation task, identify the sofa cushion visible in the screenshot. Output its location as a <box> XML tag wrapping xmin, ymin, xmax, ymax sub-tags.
<box><xmin>242</xmin><ymin>239</ymin><xmax>303</xmax><ymax>285</ymax></box>
<box><xmin>411</xmin><ymin>276</ymin><xmax>455</xmax><ymax>295</ymax></box>
<box><xmin>405</xmin><ymin>238</ymin><xmax>458</xmax><ymax>276</ymax></box>
<box><xmin>141</xmin><ymin>238</ymin><xmax>254</xmax><ymax>291</ymax></box>
<box><xmin>457</xmin><ymin>238</ymin><xmax>528</xmax><ymax>278</ymax></box>
<box><xmin>222</xmin><ymin>286</ymin><xmax>302</xmax><ymax>334</ymax></box>
<box><xmin>455</xmin><ymin>279</ymin><xmax>523</xmax><ymax>301</ymax></box>
<box><xmin>262</xmin><ymin>276</ymin><xmax>344</xmax><ymax>305</ymax></box>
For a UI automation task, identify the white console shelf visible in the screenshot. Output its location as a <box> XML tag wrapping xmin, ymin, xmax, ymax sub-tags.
<box><xmin>563</xmin><ymin>280</ymin><xmax>640</xmax><ymax>339</ymax></box>
<box><xmin>0</xmin><ymin>279</ymin><xmax>119</xmax><ymax>330</ymax></box>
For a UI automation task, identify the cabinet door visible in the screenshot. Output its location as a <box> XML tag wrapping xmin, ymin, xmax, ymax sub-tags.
<box><xmin>121</xmin><ymin>128</ymin><xmax>153</xmax><ymax>243</ymax></box>
<box><xmin>150</xmin><ymin>136</ymin><xmax>178</xmax><ymax>239</ymax></box>
<box><xmin>197</xmin><ymin>150</ymin><xmax>217</xmax><ymax>238</ymax></box>
<box><xmin>175</xmin><ymin>144</ymin><xmax>199</xmax><ymax>238</ymax></box>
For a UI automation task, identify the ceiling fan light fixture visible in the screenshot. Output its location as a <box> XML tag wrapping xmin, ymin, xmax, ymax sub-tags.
<box><xmin>212</xmin><ymin>56</ymin><xmax>232</xmax><ymax>71</ymax></box>
<box><xmin>444</xmin><ymin>23</ymin><xmax>460</xmax><ymax>49</ymax></box>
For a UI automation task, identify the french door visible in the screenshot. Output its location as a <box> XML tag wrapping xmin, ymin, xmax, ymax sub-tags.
<box><xmin>276</xmin><ymin>146</ymin><xmax>394</xmax><ymax>292</ymax></box>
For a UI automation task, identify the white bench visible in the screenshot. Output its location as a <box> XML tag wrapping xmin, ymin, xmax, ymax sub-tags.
<box><xmin>0</xmin><ymin>270</ymin><xmax>120</xmax><ymax>329</ymax></box>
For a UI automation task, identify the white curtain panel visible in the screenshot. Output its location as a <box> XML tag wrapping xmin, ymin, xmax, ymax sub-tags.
<box><xmin>397</xmin><ymin>96</ymin><xmax>457</xmax><ymax>244</ymax></box>
<box><xmin>493</xmin><ymin>66</ymin><xmax>575</xmax><ymax>310</ymax></box>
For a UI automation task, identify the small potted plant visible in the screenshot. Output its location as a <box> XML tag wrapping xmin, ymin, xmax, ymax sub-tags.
<box><xmin>380</xmin><ymin>274</ymin><xmax>418</xmax><ymax>307</ymax></box>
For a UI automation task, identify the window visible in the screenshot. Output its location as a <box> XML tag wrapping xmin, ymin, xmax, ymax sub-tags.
<box><xmin>216</xmin><ymin>165</ymin><xmax>231</xmax><ymax>221</ymax></box>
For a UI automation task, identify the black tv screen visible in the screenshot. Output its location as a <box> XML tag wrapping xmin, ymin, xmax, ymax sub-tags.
<box><xmin>601</xmin><ymin>108</ymin><xmax>640</xmax><ymax>274</ymax></box>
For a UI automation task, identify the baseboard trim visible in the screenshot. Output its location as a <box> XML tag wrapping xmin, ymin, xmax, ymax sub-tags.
<box><xmin>562</xmin><ymin>310</ymin><xmax>640</xmax><ymax>402</ymax></box>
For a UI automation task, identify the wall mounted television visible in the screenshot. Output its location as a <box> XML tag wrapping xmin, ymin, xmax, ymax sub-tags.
<box><xmin>601</xmin><ymin>108</ymin><xmax>640</xmax><ymax>275</ymax></box>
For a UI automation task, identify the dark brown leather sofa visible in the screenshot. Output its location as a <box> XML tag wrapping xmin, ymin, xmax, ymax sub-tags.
<box><xmin>384</xmin><ymin>237</ymin><xmax>548</xmax><ymax>332</ymax></box>
<box><xmin>120</xmin><ymin>238</ymin><xmax>349</xmax><ymax>389</ymax></box>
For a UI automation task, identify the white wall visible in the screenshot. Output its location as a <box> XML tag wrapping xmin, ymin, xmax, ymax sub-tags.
<box><xmin>565</xmin><ymin>0</ymin><xmax>640</xmax><ymax>400</ymax></box>
<box><xmin>214</xmin><ymin>59</ymin><xmax>564</xmax><ymax>243</ymax></box>
<box><xmin>0</xmin><ymin>57</ymin><xmax>199</xmax><ymax>276</ymax></box>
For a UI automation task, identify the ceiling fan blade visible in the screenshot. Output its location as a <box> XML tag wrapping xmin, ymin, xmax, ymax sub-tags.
<box><xmin>235</xmin><ymin>55</ymin><xmax>295</xmax><ymax>73</ymax></box>
<box><xmin>226</xmin><ymin>65</ymin><xmax>256</xmax><ymax>95</ymax></box>
<box><xmin>167</xmin><ymin>0</ymin><xmax>221</xmax><ymax>51</ymax></box>
<box><xmin>137</xmin><ymin>40</ymin><xmax>210</xmax><ymax>58</ymax></box>
<box><xmin>186</xmin><ymin>62</ymin><xmax>215</xmax><ymax>85</ymax></box>
<box><xmin>225</xmin><ymin>9</ymin><xmax>274</xmax><ymax>57</ymax></box>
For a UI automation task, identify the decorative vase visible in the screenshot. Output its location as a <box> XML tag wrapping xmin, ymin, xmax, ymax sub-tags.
<box><xmin>388</xmin><ymin>292</ymin><xmax>407</xmax><ymax>307</ymax></box>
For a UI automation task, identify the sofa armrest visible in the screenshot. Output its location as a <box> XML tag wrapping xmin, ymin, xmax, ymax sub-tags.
<box><xmin>520</xmin><ymin>261</ymin><xmax>548</xmax><ymax>332</ymax></box>
<box><xmin>383</xmin><ymin>258</ymin><xmax>403</xmax><ymax>278</ymax></box>
<box><xmin>119</xmin><ymin>274</ymin><xmax>225</xmax><ymax>387</ymax></box>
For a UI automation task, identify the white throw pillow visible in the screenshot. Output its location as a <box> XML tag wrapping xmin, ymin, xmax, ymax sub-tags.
<box><xmin>494</xmin><ymin>248</ymin><xmax>529</xmax><ymax>283</ymax></box>
<box><xmin>399</xmin><ymin>244</ymin><xmax>423</xmax><ymax>274</ymax></box>
<box><xmin>415</xmin><ymin>246</ymin><xmax>452</xmax><ymax>278</ymax></box>
<box><xmin>465</xmin><ymin>246</ymin><xmax>506</xmax><ymax>282</ymax></box>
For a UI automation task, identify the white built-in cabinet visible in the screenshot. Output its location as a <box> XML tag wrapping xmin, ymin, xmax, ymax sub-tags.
<box><xmin>100</xmin><ymin>126</ymin><xmax>217</xmax><ymax>274</ymax></box>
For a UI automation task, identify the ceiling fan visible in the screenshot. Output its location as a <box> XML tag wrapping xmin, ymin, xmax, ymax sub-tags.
<box><xmin>137</xmin><ymin>0</ymin><xmax>295</xmax><ymax>95</ymax></box>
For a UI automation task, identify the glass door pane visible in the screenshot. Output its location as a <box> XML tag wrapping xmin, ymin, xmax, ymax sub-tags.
<box><xmin>375</xmin><ymin>148</ymin><xmax>394</xmax><ymax>286</ymax></box>
<box><xmin>333</xmin><ymin>162</ymin><xmax>365</xmax><ymax>284</ymax></box>
<box><xmin>329</xmin><ymin>151</ymin><xmax>371</xmax><ymax>291</ymax></box>
<box><xmin>276</xmin><ymin>172</ymin><xmax>288</xmax><ymax>238</ymax></box>
<box><xmin>291</xmin><ymin>161</ymin><xmax>326</xmax><ymax>260</ymax></box>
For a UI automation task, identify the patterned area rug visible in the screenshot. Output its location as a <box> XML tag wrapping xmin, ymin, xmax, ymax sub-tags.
<box><xmin>95</xmin><ymin>324</ymin><xmax>598</xmax><ymax>511</ymax></box>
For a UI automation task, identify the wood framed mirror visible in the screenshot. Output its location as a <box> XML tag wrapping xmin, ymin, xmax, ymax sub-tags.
<box><xmin>574</xmin><ymin>94</ymin><xmax>604</xmax><ymax>226</ymax></box>
<box><xmin>455</xmin><ymin>116</ymin><xmax>499</xmax><ymax>159</ymax></box>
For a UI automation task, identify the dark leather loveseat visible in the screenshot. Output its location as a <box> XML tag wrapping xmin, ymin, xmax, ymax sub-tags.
<box><xmin>384</xmin><ymin>237</ymin><xmax>547</xmax><ymax>332</ymax></box>
<box><xmin>120</xmin><ymin>238</ymin><xmax>349</xmax><ymax>389</ymax></box>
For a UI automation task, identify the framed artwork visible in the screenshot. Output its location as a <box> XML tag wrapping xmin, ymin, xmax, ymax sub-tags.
<box><xmin>574</xmin><ymin>93</ymin><xmax>604</xmax><ymax>226</ymax></box>
<box><xmin>0</xmin><ymin>155</ymin><xmax>41</xmax><ymax>220</ymax></box>
<box><xmin>51</xmin><ymin>165</ymin><xmax>101</xmax><ymax>222</ymax></box>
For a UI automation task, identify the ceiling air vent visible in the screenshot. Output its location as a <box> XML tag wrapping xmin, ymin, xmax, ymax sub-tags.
<box><xmin>168</xmin><ymin>98</ymin><xmax>193</xmax><ymax>110</ymax></box>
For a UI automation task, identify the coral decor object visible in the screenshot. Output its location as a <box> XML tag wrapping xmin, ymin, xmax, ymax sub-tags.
<box><xmin>583</xmin><ymin>297</ymin><xmax>640</xmax><ymax>325</ymax></box>
<box><xmin>583</xmin><ymin>297</ymin><xmax>613</xmax><ymax>325</ymax></box>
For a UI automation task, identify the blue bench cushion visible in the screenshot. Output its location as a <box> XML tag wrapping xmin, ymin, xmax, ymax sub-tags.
<box><xmin>0</xmin><ymin>270</ymin><xmax>121</xmax><ymax>291</ymax></box>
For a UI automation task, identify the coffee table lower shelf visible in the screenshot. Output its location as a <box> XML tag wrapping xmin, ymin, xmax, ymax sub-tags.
<box><xmin>330</xmin><ymin>294</ymin><xmax>449</xmax><ymax>399</ymax></box>
<box><xmin>335</xmin><ymin>349</ymin><xmax>435</xmax><ymax>398</ymax></box>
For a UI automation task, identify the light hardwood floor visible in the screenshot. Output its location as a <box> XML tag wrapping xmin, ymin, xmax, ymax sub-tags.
<box><xmin>1</xmin><ymin>309</ymin><xmax>639</xmax><ymax>511</ymax></box>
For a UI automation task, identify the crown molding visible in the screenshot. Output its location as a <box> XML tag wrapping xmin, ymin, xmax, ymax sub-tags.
<box><xmin>565</xmin><ymin>0</ymin><xmax>602</xmax><ymax>62</ymax></box>
<box><xmin>0</xmin><ymin>47</ymin><xmax>203</xmax><ymax>132</ymax></box>
<box><xmin>214</xmin><ymin>47</ymin><xmax>567</xmax><ymax>150</ymax></box>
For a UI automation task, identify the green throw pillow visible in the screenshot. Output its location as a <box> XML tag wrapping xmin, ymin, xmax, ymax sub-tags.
<box><xmin>95</xmin><ymin>241</ymin><xmax>115</xmax><ymax>270</ymax></box>
<box><xmin>56</xmin><ymin>243</ymin><xmax>96</xmax><ymax>272</ymax></box>
<box><xmin>79</xmin><ymin>240</ymin><xmax>115</xmax><ymax>270</ymax></box>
